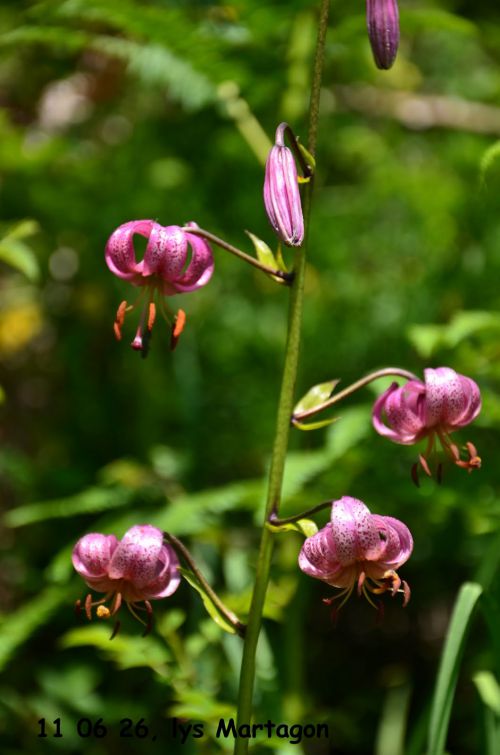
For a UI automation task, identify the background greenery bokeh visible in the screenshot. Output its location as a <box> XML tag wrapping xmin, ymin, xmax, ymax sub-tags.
<box><xmin>1</xmin><ymin>1</ymin><xmax>500</xmax><ymax>753</ymax></box>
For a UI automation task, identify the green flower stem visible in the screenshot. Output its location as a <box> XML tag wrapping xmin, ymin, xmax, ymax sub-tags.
<box><xmin>183</xmin><ymin>226</ymin><xmax>294</xmax><ymax>283</ymax></box>
<box><xmin>233</xmin><ymin>3</ymin><xmax>330</xmax><ymax>752</ymax></box>
<box><xmin>292</xmin><ymin>367</ymin><xmax>419</xmax><ymax>423</ymax></box>
<box><xmin>164</xmin><ymin>532</ymin><xmax>246</xmax><ymax>639</ymax></box>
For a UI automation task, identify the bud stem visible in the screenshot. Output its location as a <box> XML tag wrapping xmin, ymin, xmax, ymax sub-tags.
<box><xmin>182</xmin><ymin>226</ymin><xmax>294</xmax><ymax>284</ymax></box>
<box><xmin>268</xmin><ymin>499</ymin><xmax>334</xmax><ymax>527</ymax></box>
<box><xmin>163</xmin><ymin>532</ymin><xmax>246</xmax><ymax>639</ymax></box>
<box><xmin>292</xmin><ymin>366</ymin><xmax>419</xmax><ymax>423</ymax></box>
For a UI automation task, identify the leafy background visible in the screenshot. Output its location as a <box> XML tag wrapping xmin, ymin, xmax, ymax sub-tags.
<box><xmin>1</xmin><ymin>0</ymin><xmax>500</xmax><ymax>753</ymax></box>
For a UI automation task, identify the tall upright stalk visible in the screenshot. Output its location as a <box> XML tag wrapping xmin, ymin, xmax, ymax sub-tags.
<box><xmin>234</xmin><ymin>2</ymin><xmax>330</xmax><ymax>751</ymax></box>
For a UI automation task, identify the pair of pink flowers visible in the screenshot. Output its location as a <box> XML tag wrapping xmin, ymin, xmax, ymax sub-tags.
<box><xmin>299</xmin><ymin>366</ymin><xmax>482</xmax><ymax>609</ymax></box>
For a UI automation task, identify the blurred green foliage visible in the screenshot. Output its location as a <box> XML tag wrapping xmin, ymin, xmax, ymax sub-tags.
<box><xmin>1</xmin><ymin>1</ymin><xmax>500</xmax><ymax>753</ymax></box>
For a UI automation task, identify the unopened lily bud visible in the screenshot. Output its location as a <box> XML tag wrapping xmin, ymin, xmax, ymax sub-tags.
<box><xmin>263</xmin><ymin>123</ymin><xmax>304</xmax><ymax>247</ymax></box>
<box><xmin>366</xmin><ymin>0</ymin><xmax>400</xmax><ymax>70</ymax></box>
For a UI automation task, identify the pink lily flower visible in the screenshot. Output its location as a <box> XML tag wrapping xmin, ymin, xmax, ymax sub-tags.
<box><xmin>72</xmin><ymin>525</ymin><xmax>180</xmax><ymax>635</ymax></box>
<box><xmin>372</xmin><ymin>367</ymin><xmax>481</xmax><ymax>481</ymax></box>
<box><xmin>105</xmin><ymin>220</ymin><xmax>214</xmax><ymax>354</ymax></box>
<box><xmin>299</xmin><ymin>496</ymin><xmax>412</xmax><ymax>613</ymax></box>
<box><xmin>263</xmin><ymin>123</ymin><xmax>304</xmax><ymax>247</ymax></box>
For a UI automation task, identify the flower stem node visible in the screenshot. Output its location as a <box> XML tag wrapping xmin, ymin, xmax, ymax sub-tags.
<box><xmin>72</xmin><ymin>525</ymin><xmax>180</xmax><ymax>638</ymax></box>
<box><xmin>105</xmin><ymin>220</ymin><xmax>213</xmax><ymax>355</ymax></box>
<box><xmin>372</xmin><ymin>367</ymin><xmax>481</xmax><ymax>482</ymax></box>
<box><xmin>299</xmin><ymin>496</ymin><xmax>413</xmax><ymax>616</ymax></box>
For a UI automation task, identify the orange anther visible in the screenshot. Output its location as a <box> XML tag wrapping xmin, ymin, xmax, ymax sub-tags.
<box><xmin>96</xmin><ymin>605</ymin><xmax>111</xmax><ymax>619</ymax></box>
<box><xmin>84</xmin><ymin>593</ymin><xmax>93</xmax><ymax>621</ymax></box>
<box><xmin>170</xmin><ymin>309</ymin><xmax>186</xmax><ymax>351</ymax></box>
<box><xmin>114</xmin><ymin>300</ymin><xmax>128</xmax><ymax>341</ymax></box>
<box><xmin>147</xmin><ymin>302</ymin><xmax>156</xmax><ymax>332</ymax></box>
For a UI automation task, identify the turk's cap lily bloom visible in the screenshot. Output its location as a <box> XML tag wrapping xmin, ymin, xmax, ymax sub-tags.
<box><xmin>105</xmin><ymin>220</ymin><xmax>214</xmax><ymax>354</ymax></box>
<box><xmin>299</xmin><ymin>496</ymin><xmax>412</xmax><ymax>612</ymax></box>
<box><xmin>372</xmin><ymin>367</ymin><xmax>481</xmax><ymax>480</ymax></box>
<box><xmin>72</xmin><ymin>525</ymin><xmax>180</xmax><ymax>635</ymax></box>
<box><xmin>263</xmin><ymin>123</ymin><xmax>304</xmax><ymax>247</ymax></box>
<box><xmin>366</xmin><ymin>0</ymin><xmax>400</xmax><ymax>70</ymax></box>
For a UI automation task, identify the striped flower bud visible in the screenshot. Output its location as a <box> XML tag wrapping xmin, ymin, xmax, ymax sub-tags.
<box><xmin>263</xmin><ymin>123</ymin><xmax>304</xmax><ymax>247</ymax></box>
<box><xmin>366</xmin><ymin>0</ymin><xmax>400</xmax><ymax>70</ymax></box>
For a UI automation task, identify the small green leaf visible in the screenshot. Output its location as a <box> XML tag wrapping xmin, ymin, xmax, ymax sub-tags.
<box><xmin>473</xmin><ymin>671</ymin><xmax>500</xmax><ymax>716</ymax></box>
<box><xmin>293</xmin><ymin>416</ymin><xmax>339</xmax><ymax>431</ymax></box>
<box><xmin>245</xmin><ymin>230</ymin><xmax>286</xmax><ymax>281</ymax></box>
<box><xmin>294</xmin><ymin>379</ymin><xmax>339</xmax><ymax>414</ymax></box>
<box><xmin>180</xmin><ymin>568</ymin><xmax>237</xmax><ymax>635</ymax></box>
<box><xmin>267</xmin><ymin>518</ymin><xmax>318</xmax><ymax>537</ymax></box>
<box><xmin>297</xmin><ymin>141</ymin><xmax>316</xmax><ymax>172</ymax></box>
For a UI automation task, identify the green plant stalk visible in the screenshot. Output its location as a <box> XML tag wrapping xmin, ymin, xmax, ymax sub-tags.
<box><xmin>233</xmin><ymin>2</ymin><xmax>330</xmax><ymax>751</ymax></box>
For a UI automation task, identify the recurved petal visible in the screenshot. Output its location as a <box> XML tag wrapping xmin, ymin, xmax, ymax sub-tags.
<box><xmin>373</xmin><ymin>381</ymin><xmax>426</xmax><ymax>444</ymax></box>
<box><xmin>370</xmin><ymin>514</ymin><xmax>413</xmax><ymax>569</ymax></box>
<box><xmin>298</xmin><ymin>523</ymin><xmax>343</xmax><ymax>582</ymax></box>
<box><xmin>330</xmin><ymin>496</ymin><xmax>386</xmax><ymax>563</ymax></box>
<box><xmin>170</xmin><ymin>223</ymin><xmax>214</xmax><ymax>292</ymax></box>
<box><xmin>107</xmin><ymin>525</ymin><xmax>165</xmax><ymax>588</ymax></box>
<box><xmin>105</xmin><ymin>220</ymin><xmax>154</xmax><ymax>281</ymax></box>
<box><xmin>424</xmin><ymin>367</ymin><xmax>475</xmax><ymax>428</ymax></box>
<box><xmin>141</xmin><ymin>544</ymin><xmax>181</xmax><ymax>599</ymax></box>
<box><xmin>453</xmin><ymin>375</ymin><xmax>482</xmax><ymax>426</ymax></box>
<box><xmin>72</xmin><ymin>533</ymin><xmax>119</xmax><ymax>579</ymax></box>
<box><xmin>142</xmin><ymin>224</ymin><xmax>187</xmax><ymax>279</ymax></box>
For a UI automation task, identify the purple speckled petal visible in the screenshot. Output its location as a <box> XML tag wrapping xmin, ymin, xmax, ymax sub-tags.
<box><xmin>142</xmin><ymin>224</ymin><xmax>188</xmax><ymax>280</ymax></box>
<box><xmin>105</xmin><ymin>220</ymin><xmax>154</xmax><ymax>282</ymax></box>
<box><xmin>424</xmin><ymin>367</ymin><xmax>481</xmax><ymax>429</ymax></box>
<box><xmin>372</xmin><ymin>381</ymin><xmax>426</xmax><ymax>444</ymax></box>
<box><xmin>107</xmin><ymin>525</ymin><xmax>165</xmax><ymax>588</ymax></box>
<box><xmin>141</xmin><ymin>544</ymin><xmax>181</xmax><ymax>599</ymax></box>
<box><xmin>370</xmin><ymin>514</ymin><xmax>413</xmax><ymax>569</ymax></box>
<box><xmin>72</xmin><ymin>533</ymin><xmax>119</xmax><ymax>580</ymax></box>
<box><xmin>169</xmin><ymin>222</ymin><xmax>214</xmax><ymax>293</ymax></box>
<box><xmin>298</xmin><ymin>522</ymin><xmax>342</xmax><ymax>582</ymax></box>
<box><xmin>366</xmin><ymin>0</ymin><xmax>400</xmax><ymax>70</ymax></box>
<box><xmin>330</xmin><ymin>496</ymin><xmax>386</xmax><ymax>564</ymax></box>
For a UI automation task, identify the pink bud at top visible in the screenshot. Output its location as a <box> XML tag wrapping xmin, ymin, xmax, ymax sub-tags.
<box><xmin>366</xmin><ymin>0</ymin><xmax>400</xmax><ymax>70</ymax></box>
<box><xmin>263</xmin><ymin>123</ymin><xmax>304</xmax><ymax>247</ymax></box>
<box><xmin>72</xmin><ymin>525</ymin><xmax>180</xmax><ymax>603</ymax></box>
<box><xmin>299</xmin><ymin>497</ymin><xmax>412</xmax><ymax>606</ymax></box>
<box><xmin>105</xmin><ymin>220</ymin><xmax>214</xmax><ymax>295</ymax></box>
<box><xmin>372</xmin><ymin>368</ymin><xmax>481</xmax><ymax>445</ymax></box>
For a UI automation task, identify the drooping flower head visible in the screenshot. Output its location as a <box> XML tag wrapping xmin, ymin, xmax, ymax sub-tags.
<box><xmin>105</xmin><ymin>220</ymin><xmax>214</xmax><ymax>355</ymax></box>
<box><xmin>72</xmin><ymin>525</ymin><xmax>180</xmax><ymax>635</ymax></box>
<box><xmin>372</xmin><ymin>367</ymin><xmax>481</xmax><ymax>481</ymax></box>
<box><xmin>263</xmin><ymin>123</ymin><xmax>304</xmax><ymax>247</ymax></box>
<box><xmin>299</xmin><ymin>496</ymin><xmax>412</xmax><ymax>613</ymax></box>
<box><xmin>366</xmin><ymin>0</ymin><xmax>400</xmax><ymax>70</ymax></box>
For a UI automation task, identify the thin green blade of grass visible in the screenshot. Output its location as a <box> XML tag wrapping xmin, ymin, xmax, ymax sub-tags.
<box><xmin>427</xmin><ymin>582</ymin><xmax>482</xmax><ymax>755</ymax></box>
